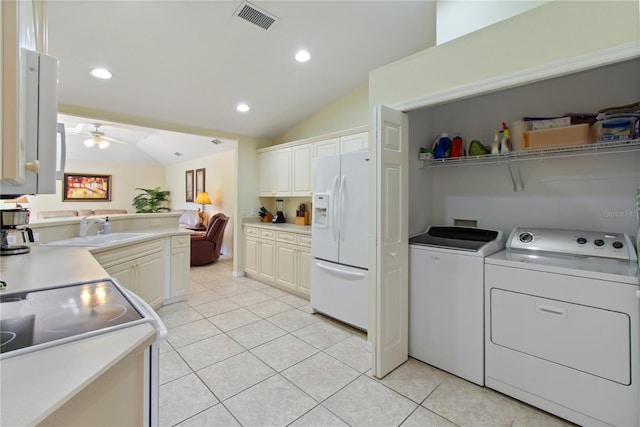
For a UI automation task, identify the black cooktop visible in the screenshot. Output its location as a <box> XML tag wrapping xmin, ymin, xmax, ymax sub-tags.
<box><xmin>0</xmin><ymin>279</ymin><xmax>144</xmax><ymax>357</ymax></box>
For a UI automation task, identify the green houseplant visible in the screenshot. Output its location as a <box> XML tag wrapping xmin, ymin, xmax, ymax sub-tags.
<box><xmin>132</xmin><ymin>187</ymin><xmax>171</xmax><ymax>213</ymax></box>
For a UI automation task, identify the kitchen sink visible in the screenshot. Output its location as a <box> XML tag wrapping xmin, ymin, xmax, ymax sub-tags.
<box><xmin>41</xmin><ymin>233</ymin><xmax>154</xmax><ymax>247</ymax></box>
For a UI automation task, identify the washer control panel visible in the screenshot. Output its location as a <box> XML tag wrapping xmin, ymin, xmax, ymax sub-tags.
<box><xmin>508</xmin><ymin>227</ymin><xmax>637</xmax><ymax>261</ymax></box>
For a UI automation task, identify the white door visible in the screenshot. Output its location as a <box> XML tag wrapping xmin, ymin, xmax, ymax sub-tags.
<box><xmin>372</xmin><ymin>105</ymin><xmax>408</xmax><ymax>378</ymax></box>
<box><xmin>338</xmin><ymin>150</ymin><xmax>369</xmax><ymax>269</ymax></box>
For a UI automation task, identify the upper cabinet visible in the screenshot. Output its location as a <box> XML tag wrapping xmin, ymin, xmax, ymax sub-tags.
<box><xmin>258</xmin><ymin>128</ymin><xmax>368</xmax><ymax>198</ymax></box>
<box><xmin>340</xmin><ymin>132</ymin><xmax>369</xmax><ymax>154</ymax></box>
<box><xmin>291</xmin><ymin>144</ymin><xmax>312</xmax><ymax>196</ymax></box>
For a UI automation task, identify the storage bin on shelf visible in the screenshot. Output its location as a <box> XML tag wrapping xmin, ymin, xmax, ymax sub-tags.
<box><xmin>523</xmin><ymin>123</ymin><xmax>590</xmax><ymax>149</ymax></box>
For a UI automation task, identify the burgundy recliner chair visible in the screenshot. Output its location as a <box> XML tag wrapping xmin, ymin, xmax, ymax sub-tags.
<box><xmin>190</xmin><ymin>213</ymin><xmax>229</xmax><ymax>266</ymax></box>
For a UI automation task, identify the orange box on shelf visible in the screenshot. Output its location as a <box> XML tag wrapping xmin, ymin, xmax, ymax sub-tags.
<box><xmin>523</xmin><ymin>123</ymin><xmax>590</xmax><ymax>149</ymax></box>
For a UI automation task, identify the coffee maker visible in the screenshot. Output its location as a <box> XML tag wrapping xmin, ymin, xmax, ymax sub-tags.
<box><xmin>272</xmin><ymin>199</ymin><xmax>286</xmax><ymax>223</ymax></box>
<box><xmin>1</xmin><ymin>208</ymin><xmax>35</xmax><ymax>255</ymax></box>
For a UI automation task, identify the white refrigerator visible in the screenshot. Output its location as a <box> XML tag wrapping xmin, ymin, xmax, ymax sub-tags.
<box><xmin>311</xmin><ymin>150</ymin><xmax>369</xmax><ymax>330</ymax></box>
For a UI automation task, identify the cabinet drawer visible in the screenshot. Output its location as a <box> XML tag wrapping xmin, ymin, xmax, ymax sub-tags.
<box><xmin>93</xmin><ymin>239</ymin><xmax>164</xmax><ymax>268</ymax></box>
<box><xmin>277</xmin><ymin>231</ymin><xmax>296</xmax><ymax>243</ymax></box>
<box><xmin>297</xmin><ymin>234</ymin><xmax>312</xmax><ymax>247</ymax></box>
<box><xmin>171</xmin><ymin>235</ymin><xmax>189</xmax><ymax>248</ymax></box>
<box><xmin>244</xmin><ymin>226</ymin><xmax>259</xmax><ymax>237</ymax></box>
<box><xmin>259</xmin><ymin>229</ymin><xmax>275</xmax><ymax>240</ymax></box>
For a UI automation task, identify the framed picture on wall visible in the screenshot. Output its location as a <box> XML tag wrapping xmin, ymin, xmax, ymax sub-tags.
<box><xmin>185</xmin><ymin>170</ymin><xmax>194</xmax><ymax>202</ymax></box>
<box><xmin>195</xmin><ymin>168</ymin><xmax>206</xmax><ymax>195</ymax></box>
<box><xmin>63</xmin><ymin>173</ymin><xmax>111</xmax><ymax>201</ymax></box>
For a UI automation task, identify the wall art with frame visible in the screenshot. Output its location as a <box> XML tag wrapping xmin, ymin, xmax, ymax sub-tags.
<box><xmin>63</xmin><ymin>173</ymin><xmax>112</xmax><ymax>201</ymax></box>
<box><xmin>185</xmin><ymin>170</ymin><xmax>194</xmax><ymax>202</ymax></box>
<box><xmin>195</xmin><ymin>168</ymin><xmax>206</xmax><ymax>195</ymax></box>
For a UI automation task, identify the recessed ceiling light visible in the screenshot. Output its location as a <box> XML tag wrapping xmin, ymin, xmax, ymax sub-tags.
<box><xmin>237</xmin><ymin>103</ymin><xmax>250</xmax><ymax>112</ymax></box>
<box><xmin>90</xmin><ymin>68</ymin><xmax>112</xmax><ymax>80</ymax></box>
<box><xmin>295</xmin><ymin>50</ymin><xmax>311</xmax><ymax>63</ymax></box>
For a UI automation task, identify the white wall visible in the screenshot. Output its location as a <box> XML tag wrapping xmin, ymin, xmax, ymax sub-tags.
<box><xmin>25</xmin><ymin>159</ymin><xmax>165</xmax><ymax>218</ymax></box>
<box><xmin>407</xmin><ymin>58</ymin><xmax>640</xmax><ymax>237</ymax></box>
<box><xmin>165</xmin><ymin>148</ymin><xmax>236</xmax><ymax>258</ymax></box>
<box><xmin>436</xmin><ymin>0</ymin><xmax>548</xmax><ymax>45</ymax></box>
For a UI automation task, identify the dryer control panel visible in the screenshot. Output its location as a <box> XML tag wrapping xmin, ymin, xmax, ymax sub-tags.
<box><xmin>507</xmin><ymin>227</ymin><xmax>637</xmax><ymax>261</ymax></box>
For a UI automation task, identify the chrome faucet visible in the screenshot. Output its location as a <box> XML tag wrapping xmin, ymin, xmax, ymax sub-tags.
<box><xmin>79</xmin><ymin>217</ymin><xmax>107</xmax><ymax>237</ymax></box>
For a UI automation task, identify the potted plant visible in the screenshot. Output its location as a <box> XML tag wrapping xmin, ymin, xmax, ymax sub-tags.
<box><xmin>132</xmin><ymin>187</ymin><xmax>171</xmax><ymax>213</ymax></box>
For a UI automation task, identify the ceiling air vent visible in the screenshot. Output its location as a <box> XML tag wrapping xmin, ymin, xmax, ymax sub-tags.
<box><xmin>211</xmin><ymin>139</ymin><xmax>223</xmax><ymax>145</ymax></box>
<box><xmin>234</xmin><ymin>1</ymin><xmax>278</xmax><ymax>31</ymax></box>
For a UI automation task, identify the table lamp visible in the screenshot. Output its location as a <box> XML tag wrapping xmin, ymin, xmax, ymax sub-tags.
<box><xmin>195</xmin><ymin>191</ymin><xmax>212</xmax><ymax>227</ymax></box>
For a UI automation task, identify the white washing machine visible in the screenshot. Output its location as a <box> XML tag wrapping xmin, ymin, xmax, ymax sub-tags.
<box><xmin>485</xmin><ymin>227</ymin><xmax>639</xmax><ymax>427</ymax></box>
<box><xmin>409</xmin><ymin>226</ymin><xmax>504</xmax><ymax>386</ymax></box>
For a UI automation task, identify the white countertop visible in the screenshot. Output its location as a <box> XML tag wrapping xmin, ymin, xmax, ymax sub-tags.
<box><xmin>243</xmin><ymin>219</ymin><xmax>312</xmax><ymax>235</ymax></box>
<box><xmin>0</xmin><ymin>240</ymin><xmax>165</xmax><ymax>425</ymax></box>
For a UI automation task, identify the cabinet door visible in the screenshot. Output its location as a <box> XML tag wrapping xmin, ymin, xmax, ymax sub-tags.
<box><xmin>291</xmin><ymin>144</ymin><xmax>313</xmax><ymax>196</ymax></box>
<box><xmin>135</xmin><ymin>252</ymin><xmax>165</xmax><ymax>309</ymax></box>
<box><xmin>274</xmin><ymin>148</ymin><xmax>291</xmax><ymax>195</ymax></box>
<box><xmin>170</xmin><ymin>246</ymin><xmax>190</xmax><ymax>299</ymax></box>
<box><xmin>258</xmin><ymin>239</ymin><xmax>276</xmax><ymax>281</ymax></box>
<box><xmin>259</xmin><ymin>151</ymin><xmax>275</xmax><ymax>196</ymax></box>
<box><xmin>340</xmin><ymin>132</ymin><xmax>369</xmax><ymax>153</ymax></box>
<box><xmin>106</xmin><ymin>262</ymin><xmax>136</xmax><ymax>295</ymax></box>
<box><xmin>244</xmin><ymin>237</ymin><xmax>259</xmax><ymax>275</ymax></box>
<box><xmin>297</xmin><ymin>246</ymin><xmax>312</xmax><ymax>297</ymax></box>
<box><xmin>314</xmin><ymin>138</ymin><xmax>339</xmax><ymax>158</ymax></box>
<box><xmin>276</xmin><ymin>242</ymin><xmax>297</xmax><ymax>290</ymax></box>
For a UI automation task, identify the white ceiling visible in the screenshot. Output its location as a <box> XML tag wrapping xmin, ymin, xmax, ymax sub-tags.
<box><xmin>47</xmin><ymin>1</ymin><xmax>437</xmax><ymax>164</ymax></box>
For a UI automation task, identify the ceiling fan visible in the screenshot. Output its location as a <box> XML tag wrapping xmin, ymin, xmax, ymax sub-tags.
<box><xmin>67</xmin><ymin>123</ymin><xmax>126</xmax><ymax>149</ymax></box>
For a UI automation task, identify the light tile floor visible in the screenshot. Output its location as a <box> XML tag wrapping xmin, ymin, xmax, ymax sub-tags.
<box><xmin>157</xmin><ymin>257</ymin><xmax>575</xmax><ymax>427</ymax></box>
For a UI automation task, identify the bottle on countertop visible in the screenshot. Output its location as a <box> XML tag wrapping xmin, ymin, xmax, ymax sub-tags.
<box><xmin>103</xmin><ymin>217</ymin><xmax>111</xmax><ymax>235</ymax></box>
<box><xmin>491</xmin><ymin>129</ymin><xmax>500</xmax><ymax>154</ymax></box>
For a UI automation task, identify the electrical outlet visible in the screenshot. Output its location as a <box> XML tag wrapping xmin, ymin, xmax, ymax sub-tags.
<box><xmin>251</xmin><ymin>207</ymin><xmax>258</xmax><ymax>215</ymax></box>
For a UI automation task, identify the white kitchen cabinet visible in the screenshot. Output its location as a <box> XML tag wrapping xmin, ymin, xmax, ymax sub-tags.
<box><xmin>243</xmin><ymin>226</ymin><xmax>276</xmax><ymax>281</ymax></box>
<box><xmin>258</xmin><ymin>229</ymin><xmax>276</xmax><ymax>282</ymax></box>
<box><xmin>243</xmin><ymin>224</ymin><xmax>312</xmax><ymax>298</ymax></box>
<box><xmin>105</xmin><ymin>251</ymin><xmax>164</xmax><ymax>309</ymax></box>
<box><xmin>259</xmin><ymin>148</ymin><xmax>292</xmax><ymax>196</ymax></box>
<box><xmin>259</xmin><ymin>151</ymin><xmax>275</xmax><ymax>196</ymax></box>
<box><xmin>276</xmin><ymin>241</ymin><xmax>297</xmax><ymax>291</ymax></box>
<box><xmin>291</xmin><ymin>143</ymin><xmax>313</xmax><ymax>196</ymax></box>
<box><xmin>340</xmin><ymin>132</ymin><xmax>369</xmax><ymax>153</ymax></box>
<box><xmin>169</xmin><ymin>235</ymin><xmax>190</xmax><ymax>300</ymax></box>
<box><xmin>314</xmin><ymin>138</ymin><xmax>340</xmax><ymax>158</ymax></box>
<box><xmin>297</xmin><ymin>243</ymin><xmax>312</xmax><ymax>297</ymax></box>
<box><xmin>274</xmin><ymin>148</ymin><xmax>292</xmax><ymax>195</ymax></box>
<box><xmin>93</xmin><ymin>239</ymin><xmax>165</xmax><ymax>308</ymax></box>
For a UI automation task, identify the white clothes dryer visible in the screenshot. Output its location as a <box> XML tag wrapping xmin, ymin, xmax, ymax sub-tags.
<box><xmin>485</xmin><ymin>227</ymin><xmax>639</xmax><ymax>427</ymax></box>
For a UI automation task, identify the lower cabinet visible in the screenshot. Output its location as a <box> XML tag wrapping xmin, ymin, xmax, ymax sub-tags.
<box><xmin>243</xmin><ymin>225</ymin><xmax>312</xmax><ymax>297</ymax></box>
<box><xmin>169</xmin><ymin>235</ymin><xmax>191</xmax><ymax>301</ymax></box>
<box><xmin>93</xmin><ymin>239</ymin><xmax>166</xmax><ymax>309</ymax></box>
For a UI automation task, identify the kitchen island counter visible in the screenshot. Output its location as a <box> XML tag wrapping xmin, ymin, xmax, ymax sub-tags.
<box><xmin>0</xmin><ymin>246</ymin><xmax>159</xmax><ymax>426</ymax></box>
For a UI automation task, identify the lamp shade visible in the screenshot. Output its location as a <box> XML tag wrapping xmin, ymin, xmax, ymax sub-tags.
<box><xmin>195</xmin><ymin>192</ymin><xmax>212</xmax><ymax>205</ymax></box>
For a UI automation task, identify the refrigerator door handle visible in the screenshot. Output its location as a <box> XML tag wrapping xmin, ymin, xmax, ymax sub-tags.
<box><xmin>315</xmin><ymin>261</ymin><xmax>367</xmax><ymax>280</ymax></box>
<box><xmin>331</xmin><ymin>175</ymin><xmax>339</xmax><ymax>241</ymax></box>
<box><xmin>339</xmin><ymin>174</ymin><xmax>346</xmax><ymax>243</ymax></box>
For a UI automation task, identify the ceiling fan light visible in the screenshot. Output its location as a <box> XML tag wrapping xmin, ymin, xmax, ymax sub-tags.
<box><xmin>84</xmin><ymin>138</ymin><xmax>95</xmax><ymax>147</ymax></box>
<box><xmin>98</xmin><ymin>140</ymin><xmax>110</xmax><ymax>149</ymax></box>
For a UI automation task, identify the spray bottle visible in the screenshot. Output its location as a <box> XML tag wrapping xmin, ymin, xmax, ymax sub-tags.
<box><xmin>491</xmin><ymin>129</ymin><xmax>500</xmax><ymax>154</ymax></box>
<box><xmin>501</xmin><ymin>122</ymin><xmax>512</xmax><ymax>153</ymax></box>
